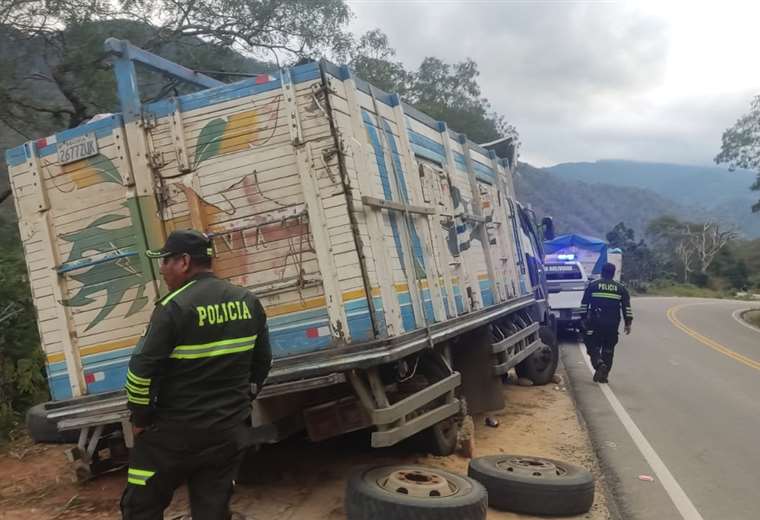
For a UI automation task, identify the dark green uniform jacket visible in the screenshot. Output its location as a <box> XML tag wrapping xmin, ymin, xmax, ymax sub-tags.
<box><xmin>581</xmin><ymin>278</ymin><xmax>634</xmax><ymax>330</ymax></box>
<box><xmin>125</xmin><ymin>272</ymin><xmax>272</xmax><ymax>430</ymax></box>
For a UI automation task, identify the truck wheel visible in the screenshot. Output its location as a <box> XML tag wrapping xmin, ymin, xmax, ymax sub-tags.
<box><xmin>26</xmin><ymin>403</ymin><xmax>79</xmax><ymax>444</ymax></box>
<box><xmin>345</xmin><ymin>465</ymin><xmax>487</xmax><ymax>520</ymax></box>
<box><xmin>515</xmin><ymin>326</ymin><xmax>558</xmax><ymax>385</ymax></box>
<box><xmin>467</xmin><ymin>455</ymin><xmax>594</xmax><ymax>516</ymax></box>
<box><xmin>416</xmin><ymin>356</ymin><xmax>460</xmax><ymax>456</ymax></box>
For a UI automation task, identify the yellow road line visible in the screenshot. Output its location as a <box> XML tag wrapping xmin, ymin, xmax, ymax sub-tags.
<box><xmin>666</xmin><ymin>304</ymin><xmax>760</xmax><ymax>371</ymax></box>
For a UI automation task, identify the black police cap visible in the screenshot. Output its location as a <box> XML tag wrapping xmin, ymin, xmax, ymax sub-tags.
<box><xmin>146</xmin><ymin>229</ymin><xmax>213</xmax><ymax>259</ymax></box>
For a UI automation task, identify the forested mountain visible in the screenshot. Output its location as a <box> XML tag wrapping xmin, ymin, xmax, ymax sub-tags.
<box><xmin>515</xmin><ymin>163</ymin><xmax>694</xmax><ymax>239</ymax></box>
<box><xmin>547</xmin><ymin>160</ymin><xmax>760</xmax><ymax>237</ymax></box>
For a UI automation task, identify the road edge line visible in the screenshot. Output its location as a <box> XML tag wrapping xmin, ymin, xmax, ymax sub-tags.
<box><xmin>731</xmin><ymin>308</ymin><xmax>760</xmax><ymax>334</ymax></box>
<box><xmin>577</xmin><ymin>343</ymin><xmax>705</xmax><ymax>520</ymax></box>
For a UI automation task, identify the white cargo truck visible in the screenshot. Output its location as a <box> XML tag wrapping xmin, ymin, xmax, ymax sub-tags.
<box><xmin>5</xmin><ymin>39</ymin><xmax>556</xmax><ymax>479</ymax></box>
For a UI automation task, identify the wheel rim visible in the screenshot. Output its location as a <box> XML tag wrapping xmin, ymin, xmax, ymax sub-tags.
<box><xmin>496</xmin><ymin>456</ymin><xmax>568</xmax><ymax>478</ymax></box>
<box><xmin>378</xmin><ymin>468</ymin><xmax>459</xmax><ymax>497</ymax></box>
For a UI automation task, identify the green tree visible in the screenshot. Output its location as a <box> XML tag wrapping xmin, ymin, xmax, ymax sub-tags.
<box><xmin>715</xmin><ymin>95</ymin><xmax>760</xmax><ymax>212</ymax></box>
<box><xmin>605</xmin><ymin>222</ymin><xmax>658</xmax><ymax>288</ymax></box>
<box><xmin>646</xmin><ymin>215</ymin><xmax>737</xmax><ymax>284</ymax></box>
<box><xmin>347</xmin><ymin>29</ymin><xmax>412</xmax><ymax>95</ymax></box>
<box><xmin>0</xmin><ymin>217</ymin><xmax>47</xmax><ymax>441</ymax></box>
<box><xmin>347</xmin><ymin>29</ymin><xmax>517</xmax><ymax>144</ymax></box>
<box><xmin>0</xmin><ymin>0</ymin><xmax>350</xmax><ymax>130</ymax></box>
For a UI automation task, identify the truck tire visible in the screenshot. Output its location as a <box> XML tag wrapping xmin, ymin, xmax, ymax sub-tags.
<box><xmin>415</xmin><ymin>356</ymin><xmax>460</xmax><ymax>456</ymax></box>
<box><xmin>26</xmin><ymin>403</ymin><xmax>79</xmax><ymax>444</ymax></box>
<box><xmin>515</xmin><ymin>326</ymin><xmax>558</xmax><ymax>385</ymax></box>
<box><xmin>468</xmin><ymin>454</ymin><xmax>594</xmax><ymax>516</ymax></box>
<box><xmin>345</xmin><ymin>464</ymin><xmax>487</xmax><ymax>520</ymax></box>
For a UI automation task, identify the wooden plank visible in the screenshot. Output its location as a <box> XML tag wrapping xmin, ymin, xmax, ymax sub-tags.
<box><xmin>28</xmin><ymin>147</ymin><xmax>85</xmax><ymax>396</ymax></box>
<box><xmin>390</xmin><ymin>101</ymin><xmax>447</xmax><ymax>323</ymax></box>
<box><xmin>281</xmin><ymin>71</ymin><xmax>350</xmax><ymax>341</ymax></box>
<box><xmin>460</xmin><ymin>140</ymin><xmax>500</xmax><ymax>306</ymax></box>
<box><xmin>439</xmin><ymin>124</ymin><xmax>477</xmax><ymax>312</ymax></box>
<box><xmin>419</xmin><ymin>162</ymin><xmax>459</xmax><ymax>318</ymax></box>
<box><xmin>361</xmin><ymin>195</ymin><xmax>435</xmax><ymax>215</ymax></box>
<box><xmin>487</xmin><ymin>154</ymin><xmax>520</xmax><ymax>299</ymax></box>
<box><xmin>364</xmin><ymin>95</ymin><xmax>425</xmax><ymax>329</ymax></box>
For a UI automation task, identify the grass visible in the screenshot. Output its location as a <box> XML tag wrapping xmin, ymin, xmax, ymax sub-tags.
<box><xmin>637</xmin><ymin>281</ymin><xmax>729</xmax><ymax>299</ymax></box>
<box><xmin>742</xmin><ymin>310</ymin><xmax>760</xmax><ymax>329</ymax></box>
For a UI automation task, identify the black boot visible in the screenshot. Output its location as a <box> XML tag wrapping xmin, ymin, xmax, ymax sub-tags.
<box><xmin>598</xmin><ymin>363</ymin><xmax>609</xmax><ymax>383</ymax></box>
<box><xmin>594</xmin><ymin>362</ymin><xmax>607</xmax><ymax>383</ymax></box>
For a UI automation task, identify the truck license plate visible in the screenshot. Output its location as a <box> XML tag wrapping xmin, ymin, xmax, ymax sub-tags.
<box><xmin>57</xmin><ymin>133</ymin><xmax>99</xmax><ymax>165</ymax></box>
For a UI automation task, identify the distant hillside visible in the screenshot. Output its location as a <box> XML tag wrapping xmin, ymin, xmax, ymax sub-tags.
<box><xmin>515</xmin><ymin>163</ymin><xmax>694</xmax><ymax>239</ymax></box>
<box><xmin>547</xmin><ymin>160</ymin><xmax>760</xmax><ymax>237</ymax></box>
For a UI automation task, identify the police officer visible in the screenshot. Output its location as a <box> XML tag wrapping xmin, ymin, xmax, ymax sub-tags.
<box><xmin>121</xmin><ymin>229</ymin><xmax>272</xmax><ymax>520</ymax></box>
<box><xmin>580</xmin><ymin>262</ymin><xmax>632</xmax><ymax>383</ymax></box>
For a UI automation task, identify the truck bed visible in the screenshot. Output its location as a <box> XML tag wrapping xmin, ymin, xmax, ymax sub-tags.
<box><xmin>6</xmin><ymin>41</ymin><xmax>534</xmax><ymax>405</ymax></box>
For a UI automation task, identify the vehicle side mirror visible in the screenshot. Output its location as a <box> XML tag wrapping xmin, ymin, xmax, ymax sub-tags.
<box><xmin>542</xmin><ymin>216</ymin><xmax>555</xmax><ymax>240</ymax></box>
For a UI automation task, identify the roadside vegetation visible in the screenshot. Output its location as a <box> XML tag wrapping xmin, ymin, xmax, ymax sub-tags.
<box><xmin>605</xmin><ymin>220</ymin><xmax>760</xmax><ymax>297</ymax></box>
<box><xmin>742</xmin><ymin>310</ymin><xmax>760</xmax><ymax>329</ymax></box>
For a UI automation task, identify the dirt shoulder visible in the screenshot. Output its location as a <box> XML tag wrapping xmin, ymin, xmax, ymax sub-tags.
<box><xmin>0</xmin><ymin>364</ymin><xmax>610</xmax><ymax>519</ymax></box>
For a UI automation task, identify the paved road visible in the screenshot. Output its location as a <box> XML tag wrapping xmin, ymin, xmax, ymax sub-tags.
<box><xmin>563</xmin><ymin>297</ymin><xmax>760</xmax><ymax>520</ymax></box>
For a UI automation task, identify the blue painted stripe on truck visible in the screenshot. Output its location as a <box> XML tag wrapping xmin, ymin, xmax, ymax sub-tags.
<box><xmin>354</xmin><ymin>77</ymin><xmax>396</xmax><ymax>106</ymax></box>
<box><xmin>479</xmin><ymin>279</ymin><xmax>495</xmax><ymax>307</ymax></box>
<box><xmin>407</xmin><ymin>128</ymin><xmax>447</xmax><ymax>165</ymax></box>
<box><xmin>143</xmin><ymin>62</ymin><xmax>320</xmax><ymax>120</ymax></box>
<box><xmin>455</xmin><ymin>294</ymin><xmax>465</xmax><ymax>314</ymax></box>
<box><xmin>453</xmin><ymin>152</ymin><xmax>468</xmax><ymax>172</ymax></box>
<box><xmin>5</xmin><ymin>144</ymin><xmax>28</xmax><ymax>167</ymax></box>
<box><xmin>411</xmin><ymin>143</ymin><xmax>446</xmax><ymax>165</ymax></box>
<box><xmin>44</xmin><ymin>294</ymin><xmax>389</xmax><ymax>399</ymax></box>
<box><xmin>402</xmin><ymin>102</ymin><xmax>440</xmax><ymax>130</ymax></box>
<box><xmin>472</xmin><ymin>159</ymin><xmax>497</xmax><ymax>183</ymax></box>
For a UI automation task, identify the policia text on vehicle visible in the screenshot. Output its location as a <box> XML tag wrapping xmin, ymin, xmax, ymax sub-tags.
<box><xmin>580</xmin><ymin>263</ymin><xmax>633</xmax><ymax>383</ymax></box>
<box><xmin>121</xmin><ymin>230</ymin><xmax>272</xmax><ymax>520</ymax></box>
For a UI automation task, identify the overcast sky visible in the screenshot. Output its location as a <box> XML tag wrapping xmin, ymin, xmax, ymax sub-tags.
<box><xmin>347</xmin><ymin>0</ymin><xmax>760</xmax><ymax>167</ymax></box>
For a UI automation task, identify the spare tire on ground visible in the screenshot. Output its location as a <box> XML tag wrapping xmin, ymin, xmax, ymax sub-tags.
<box><xmin>468</xmin><ymin>454</ymin><xmax>594</xmax><ymax>516</ymax></box>
<box><xmin>345</xmin><ymin>464</ymin><xmax>487</xmax><ymax>520</ymax></box>
<box><xmin>26</xmin><ymin>403</ymin><xmax>79</xmax><ymax>444</ymax></box>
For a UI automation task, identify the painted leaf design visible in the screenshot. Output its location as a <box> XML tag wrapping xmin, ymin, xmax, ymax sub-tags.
<box><xmin>89</xmin><ymin>155</ymin><xmax>122</xmax><ymax>184</ymax></box>
<box><xmin>193</xmin><ymin>117</ymin><xmax>228</xmax><ymax>167</ymax></box>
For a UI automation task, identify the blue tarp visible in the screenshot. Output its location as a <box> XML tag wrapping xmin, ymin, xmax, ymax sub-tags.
<box><xmin>544</xmin><ymin>234</ymin><xmax>608</xmax><ymax>275</ymax></box>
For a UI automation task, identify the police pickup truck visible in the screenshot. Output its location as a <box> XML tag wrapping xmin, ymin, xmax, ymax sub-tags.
<box><xmin>545</xmin><ymin>261</ymin><xmax>587</xmax><ymax>330</ymax></box>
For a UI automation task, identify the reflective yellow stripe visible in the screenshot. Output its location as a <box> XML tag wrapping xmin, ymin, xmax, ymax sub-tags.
<box><xmin>173</xmin><ymin>335</ymin><xmax>257</xmax><ymax>352</ymax></box>
<box><xmin>170</xmin><ymin>343</ymin><xmax>254</xmax><ymax>360</ymax></box>
<box><xmin>128</xmin><ymin>468</ymin><xmax>155</xmax><ymax>486</ymax></box>
<box><xmin>592</xmin><ymin>292</ymin><xmax>622</xmax><ymax>300</ymax></box>
<box><xmin>128</xmin><ymin>395</ymin><xmax>150</xmax><ymax>405</ymax></box>
<box><xmin>127</xmin><ymin>369</ymin><xmax>150</xmax><ymax>386</ymax></box>
<box><xmin>161</xmin><ymin>280</ymin><xmax>196</xmax><ymax>306</ymax></box>
<box><xmin>125</xmin><ymin>382</ymin><xmax>149</xmax><ymax>395</ymax></box>
<box><xmin>128</xmin><ymin>468</ymin><xmax>155</xmax><ymax>477</ymax></box>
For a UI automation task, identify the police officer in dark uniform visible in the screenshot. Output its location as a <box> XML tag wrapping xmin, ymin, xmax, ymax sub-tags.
<box><xmin>580</xmin><ymin>262</ymin><xmax>632</xmax><ymax>383</ymax></box>
<box><xmin>121</xmin><ymin>229</ymin><xmax>272</xmax><ymax>520</ymax></box>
